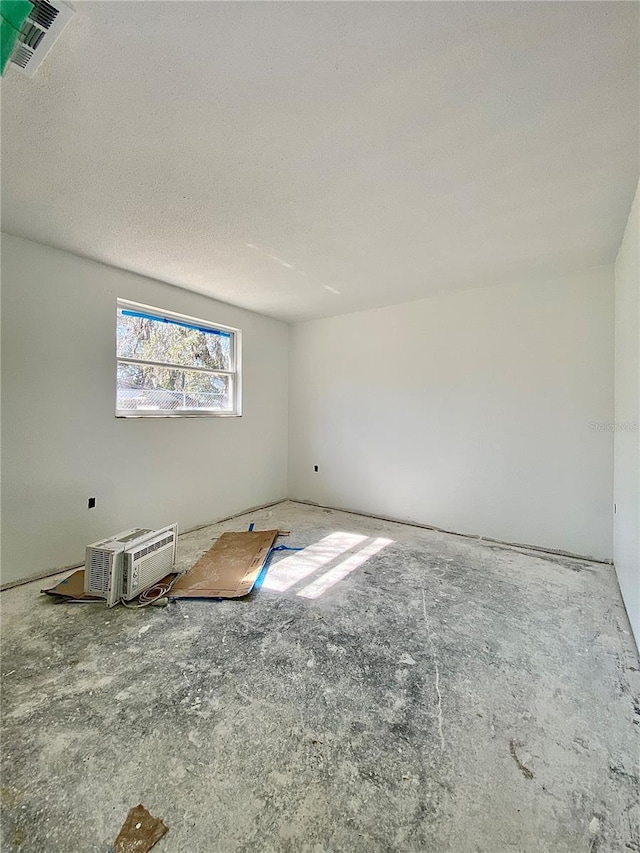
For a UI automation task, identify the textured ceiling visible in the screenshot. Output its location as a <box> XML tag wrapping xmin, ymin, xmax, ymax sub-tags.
<box><xmin>1</xmin><ymin>1</ymin><xmax>638</xmax><ymax>322</ymax></box>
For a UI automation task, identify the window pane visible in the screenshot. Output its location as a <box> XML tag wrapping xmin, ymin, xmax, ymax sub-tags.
<box><xmin>117</xmin><ymin>364</ymin><xmax>232</xmax><ymax>413</ymax></box>
<box><xmin>117</xmin><ymin>308</ymin><xmax>232</xmax><ymax>371</ymax></box>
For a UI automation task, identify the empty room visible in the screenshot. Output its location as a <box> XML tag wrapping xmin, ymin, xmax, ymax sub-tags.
<box><xmin>1</xmin><ymin>1</ymin><xmax>638</xmax><ymax>851</ymax></box>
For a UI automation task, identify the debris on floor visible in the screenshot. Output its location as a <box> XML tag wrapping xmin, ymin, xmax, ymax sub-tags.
<box><xmin>509</xmin><ymin>739</ymin><xmax>534</xmax><ymax>780</ymax></box>
<box><xmin>169</xmin><ymin>529</ymin><xmax>280</xmax><ymax>599</ymax></box>
<box><xmin>5</xmin><ymin>504</ymin><xmax>639</xmax><ymax>852</ymax></box>
<box><xmin>113</xmin><ymin>804</ymin><xmax>168</xmax><ymax>853</ymax></box>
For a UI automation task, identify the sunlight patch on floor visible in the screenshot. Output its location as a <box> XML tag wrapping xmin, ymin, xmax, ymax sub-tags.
<box><xmin>296</xmin><ymin>537</ymin><xmax>393</xmax><ymax>599</ymax></box>
<box><xmin>261</xmin><ymin>531</ymin><xmax>368</xmax><ymax>592</ymax></box>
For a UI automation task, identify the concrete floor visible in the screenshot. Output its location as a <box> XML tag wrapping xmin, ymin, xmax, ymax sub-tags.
<box><xmin>1</xmin><ymin>501</ymin><xmax>639</xmax><ymax>853</ymax></box>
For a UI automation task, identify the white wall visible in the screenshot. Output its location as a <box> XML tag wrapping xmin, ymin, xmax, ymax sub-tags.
<box><xmin>1</xmin><ymin>233</ymin><xmax>623</xmax><ymax>586</ymax></box>
<box><xmin>614</xmin><ymin>181</ymin><xmax>640</xmax><ymax>647</ymax></box>
<box><xmin>289</xmin><ymin>268</ymin><xmax>614</xmax><ymax>560</ymax></box>
<box><xmin>1</xmin><ymin>234</ymin><xmax>288</xmax><ymax>585</ymax></box>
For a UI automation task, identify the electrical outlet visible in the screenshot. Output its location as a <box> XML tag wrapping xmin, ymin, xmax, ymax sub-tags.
<box><xmin>88</xmin><ymin>497</ymin><xmax>96</xmax><ymax>509</ymax></box>
<box><xmin>314</xmin><ymin>465</ymin><xmax>319</xmax><ymax>472</ymax></box>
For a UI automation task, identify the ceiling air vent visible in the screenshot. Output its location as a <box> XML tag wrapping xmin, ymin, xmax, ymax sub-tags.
<box><xmin>10</xmin><ymin>0</ymin><xmax>74</xmax><ymax>77</ymax></box>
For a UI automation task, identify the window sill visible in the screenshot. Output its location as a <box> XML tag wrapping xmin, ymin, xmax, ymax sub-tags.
<box><xmin>116</xmin><ymin>412</ymin><xmax>242</xmax><ymax>419</ymax></box>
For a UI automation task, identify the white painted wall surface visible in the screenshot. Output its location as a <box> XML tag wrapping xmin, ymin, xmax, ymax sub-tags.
<box><xmin>614</xmin><ymin>182</ymin><xmax>640</xmax><ymax>647</ymax></box>
<box><xmin>1</xmin><ymin>235</ymin><xmax>288</xmax><ymax>585</ymax></box>
<box><xmin>289</xmin><ymin>268</ymin><xmax>614</xmax><ymax>560</ymax></box>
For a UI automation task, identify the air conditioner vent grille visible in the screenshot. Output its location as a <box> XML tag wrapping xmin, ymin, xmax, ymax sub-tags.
<box><xmin>131</xmin><ymin>545</ymin><xmax>174</xmax><ymax>592</ymax></box>
<box><xmin>88</xmin><ymin>550</ymin><xmax>110</xmax><ymax>593</ymax></box>
<box><xmin>132</xmin><ymin>534</ymin><xmax>174</xmax><ymax>562</ymax></box>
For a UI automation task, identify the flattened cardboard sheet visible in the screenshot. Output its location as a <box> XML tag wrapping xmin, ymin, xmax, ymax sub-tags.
<box><xmin>169</xmin><ymin>530</ymin><xmax>279</xmax><ymax>599</ymax></box>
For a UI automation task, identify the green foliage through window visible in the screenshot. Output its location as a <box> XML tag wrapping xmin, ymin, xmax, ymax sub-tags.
<box><xmin>116</xmin><ymin>303</ymin><xmax>239</xmax><ymax>415</ymax></box>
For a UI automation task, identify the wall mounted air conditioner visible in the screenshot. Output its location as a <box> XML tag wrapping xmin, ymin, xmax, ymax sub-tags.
<box><xmin>85</xmin><ymin>525</ymin><xmax>178</xmax><ymax>607</ymax></box>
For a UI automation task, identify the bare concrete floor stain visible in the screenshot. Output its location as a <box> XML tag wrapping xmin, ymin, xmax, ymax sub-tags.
<box><xmin>1</xmin><ymin>501</ymin><xmax>639</xmax><ymax>853</ymax></box>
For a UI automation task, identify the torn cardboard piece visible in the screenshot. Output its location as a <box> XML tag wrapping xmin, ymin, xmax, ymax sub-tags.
<box><xmin>169</xmin><ymin>530</ymin><xmax>279</xmax><ymax>599</ymax></box>
<box><xmin>41</xmin><ymin>570</ymin><xmax>101</xmax><ymax>601</ymax></box>
<box><xmin>114</xmin><ymin>804</ymin><xmax>168</xmax><ymax>853</ymax></box>
<box><xmin>42</xmin><ymin>570</ymin><xmax>176</xmax><ymax>603</ymax></box>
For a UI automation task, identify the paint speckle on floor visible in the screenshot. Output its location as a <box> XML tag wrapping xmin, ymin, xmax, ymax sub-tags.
<box><xmin>1</xmin><ymin>501</ymin><xmax>639</xmax><ymax>852</ymax></box>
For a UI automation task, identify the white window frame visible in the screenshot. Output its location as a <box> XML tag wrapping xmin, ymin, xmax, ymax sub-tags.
<box><xmin>116</xmin><ymin>299</ymin><xmax>242</xmax><ymax>418</ymax></box>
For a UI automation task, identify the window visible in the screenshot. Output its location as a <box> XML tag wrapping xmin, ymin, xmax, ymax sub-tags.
<box><xmin>116</xmin><ymin>300</ymin><xmax>241</xmax><ymax>417</ymax></box>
